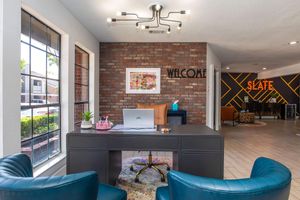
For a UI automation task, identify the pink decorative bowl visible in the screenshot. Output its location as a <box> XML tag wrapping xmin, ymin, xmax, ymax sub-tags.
<box><xmin>96</xmin><ymin>121</ymin><xmax>113</xmax><ymax>131</ymax></box>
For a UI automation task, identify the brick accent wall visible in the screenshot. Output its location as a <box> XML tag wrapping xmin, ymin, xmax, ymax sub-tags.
<box><xmin>99</xmin><ymin>43</ymin><xmax>207</xmax><ymax>124</ymax></box>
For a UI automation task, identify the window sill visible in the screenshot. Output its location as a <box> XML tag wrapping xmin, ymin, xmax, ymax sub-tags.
<box><xmin>33</xmin><ymin>153</ymin><xmax>66</xmax><ymax>177</ymax></box>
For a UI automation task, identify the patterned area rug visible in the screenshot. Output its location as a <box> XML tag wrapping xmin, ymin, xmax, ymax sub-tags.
<box><xmin>237</xmin><ymin>121</ymin><xmax>267</xmax><ymax>127</ymax></box>
<box><xmin>116</xmin><ymin>157</ymin><xmax>172</xmax><ymax>200</ymax></box>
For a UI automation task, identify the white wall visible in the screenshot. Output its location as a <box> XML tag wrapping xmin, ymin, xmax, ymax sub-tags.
<box><xmin>0</xmin><ymin>0</ymin><xmax>22</xmax><ymax>157</ymax></box>
<box><xmin>258</xmin><ymin>62</ymin><xmax>300</xmax><ymax>79</ymax></box>
<box><xmin>0</xmin><ymin>0</ymin><xmax>99</xmax><ymax>159</ymax></box>
<box><xmin>206</xmin><ymin>44</ymin><xmax>221</xmax><ymax>130</ymax></box>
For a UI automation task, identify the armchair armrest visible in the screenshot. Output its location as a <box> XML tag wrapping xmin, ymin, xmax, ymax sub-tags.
<box><xmin>0</xmin><ymin>171</ymin><xmax>98</xmax><ymax>200</ymax></box>
<box><xmin>0</xmin><ymin>153</ymin><xmax>33</xmax><ymax>177</ymax></box>
<box><xmin>167</xmin><ymin>170</ymin><xmax>290</xmax><ymax>200</ymax></box>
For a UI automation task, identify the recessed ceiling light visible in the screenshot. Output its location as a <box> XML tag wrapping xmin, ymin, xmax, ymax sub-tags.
<box><xmin>226</xmin><ymin>67</ymin><xmax>230</xmax><ymax>70</ymax></box>
<box><xmin>262</xmin><ymin>67</ymin><xmax>267</xmax><ymax>70</ymax></box>
<box><xmin>288</xmin><ymin>41</ymin><xmax>299</xmax><ymax>46</ymax></box>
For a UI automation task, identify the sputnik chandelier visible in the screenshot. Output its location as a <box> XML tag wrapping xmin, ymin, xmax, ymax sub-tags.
<box><xmin>107</xmin><ymin>4</ymin><xmax>190</xmax><ymax>34</ymax></box>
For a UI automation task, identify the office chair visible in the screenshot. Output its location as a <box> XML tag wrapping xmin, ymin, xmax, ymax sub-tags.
<box><xmin>130</xmin><ymin>103</ymin><xmax>170</xmax><ymax>183</ymax></box>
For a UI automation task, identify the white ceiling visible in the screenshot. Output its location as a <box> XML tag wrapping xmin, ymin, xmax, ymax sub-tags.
<box><xmin>59</xmin><ymin>0</ymin><xmax>300</xmax><ymax>72</ymax></box>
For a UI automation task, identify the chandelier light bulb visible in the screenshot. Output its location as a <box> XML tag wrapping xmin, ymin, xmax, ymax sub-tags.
<box><xmin>136</xmin><ymin>23</ymin><xmax>139</xmax><ymax>29</ymax></box>
<box><xmin>155</xmin><ymin>4</ymin><xmax>161</xmax><ymax>11</ymax></box>
<box><xmin>185</xmin><ymin>10</ymin><xmax>191</xmax><ymax>15</ymax></box>
<box><xmin>140</xmin><ymin>25</ymin><xmax>146</xmax><ymax>30</ymax></box>
<box><xmin>167</xmin><ymin>28</ymin><xmax>171</xmax><ymax>34</ymax></box>
<box><xmin>116</xmin><ymin>11</ymin><xmax>122</xmax><ymax>16</ymax></box>
<box><xmin>106</xmin><ymin>18</ymin><xmax>112</xmax><ymax>23</ymax></box>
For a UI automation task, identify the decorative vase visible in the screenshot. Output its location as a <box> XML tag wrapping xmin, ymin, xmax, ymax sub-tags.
<box><xmin>81</xmin><ymin>120</ymin><xmax>92</xmax><ymax>129</ymax></box>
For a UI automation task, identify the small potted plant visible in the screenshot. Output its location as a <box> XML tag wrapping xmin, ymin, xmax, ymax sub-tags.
<box><xmin>81</xmin><ymin>111</ymin><xmax>93</xmax><ymax>129</ymax></box>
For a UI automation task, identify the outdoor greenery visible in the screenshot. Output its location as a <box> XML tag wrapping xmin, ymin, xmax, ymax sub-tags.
<box><xmin>47</xmin><ymin>54</ymin><xmax>59</xmax><ymax>66</ymax></box>
<box><xmin>21</xmin><ymin>114</ymin><xmax>59</xmax><ymax>140</ymax></box>
<box><xmin>20</xmin><ymin>59</ymin><xmax>27</xmax><ymax>71</ymax></box>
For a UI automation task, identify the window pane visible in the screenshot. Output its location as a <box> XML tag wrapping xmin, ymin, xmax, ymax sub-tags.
<box><xmin>49</xmin><ymin>131</ymin><xmax>60</xmax><ymax>157</ymax></box>
<box><xmin>32</xmin><ymin>134</ymin><xmax>48</xmax><ymax>166</ymax></box>
<box><xmin>31</xmin><ymin>18</ymin><xmax>47</xmax><ymax>50</ymax></box>
<box><xmin>75</xmin><ymin>66</ymin><xmax>88</xmax><ymax>85</ymax></box>
<box><xmin>47</xmin><ymin>29</ymin><xmax>60</xmax><ymax>56</ymax></box>
<box><xmin>21</xmin><ymin>75</ymin><xmax>30</xmax><ymax>106</ymax></box>
<box><xmin>31</xmin><ymin>47</ymin><xmax>46</xmax><ymax>77</ymax></box>
<box><xmin>21</xmin><ymin>11</ymin><xmax>30</xmax><ymax>43</ymax></box>
<box><xmin>75</xmin><ymin>103</ymin><xmax>89</xmax><ymax>124</ymax></box>
<box><xmin>21</xmin><ymin>140</ymin><xmax>32</xmax><ymax>160</ymax></box>
<box><xmin>75</xmin><ymin>84</ymin><xmax>88</xmax><ymax>102</ymax></box>
<box><xmin>75</xmin><ymin>47</ymin><xmax>89</xmax><ymax>68</ymax></box>
<box><xmin>49</xmin><ymin>107</ymin><xmax>60</xmax><ymax>131</ymax></box>
<box><xmin>47</xmin><ymin>54</ymin><xmax>59</xmax><ymax>79</ymax></box>
<box><xmin>20</xmin><ymin>43</ymin><xmax>30</xmax><ymax>74</ymax></box>
<box><xmin>20</xmin><ymin>11</ymin><xmax>61</xmax><ymax>167</ymax></box>
<box><xmin>31</xmin><ymin>77</ymin><xmax>46</xmax><ymax>105</ymax></box>
<box><xmin>32</xmin><ymin>107</ymin><xmax>48</xmax><ymax>136</ymax></box>
<box><xmin>21</xmin><ymin>109</ymin><xmax>32</xmax><ymax>141</ymax></box>
<box><xmin>47</xmin><ymin>80</ymin><xmax>59</xmax><ymax>104</ymax></box>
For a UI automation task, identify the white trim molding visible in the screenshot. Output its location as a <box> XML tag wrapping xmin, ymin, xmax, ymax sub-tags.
<box><xmin>206</xmin><ymin>44</ymin><xmax>222</xmax><ymax>130</ymax></box>
<box><xmin>0</xmin><ymin>0</ymin><xmax>22</xmax><ymax>157</ymax></box>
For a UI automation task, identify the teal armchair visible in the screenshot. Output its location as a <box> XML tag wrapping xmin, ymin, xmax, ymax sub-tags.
<box><xmin>0</xmin><ymin>154</ymin><xmax>127</xmax><ymax>200</ymax></box>
<box><xmin>156</xmin><ymin>157</ymin><xmax>291</xmax><ymax>200</ymax></box>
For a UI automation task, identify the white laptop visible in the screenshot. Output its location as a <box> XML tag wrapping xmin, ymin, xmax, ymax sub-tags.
<box><xmin>123</xmin><ymin>109</ymin><xmax>155</xmax><ymax>129</ymax></box>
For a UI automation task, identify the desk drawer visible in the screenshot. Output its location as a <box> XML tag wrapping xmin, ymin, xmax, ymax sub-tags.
<box><xmin>67</xmin><ymin>135</ymin><xmax>108</xmax><ymax>149</ymax></box>
<box><xmin>108</xmin><ymin>135</ymin><xmax>179</xmax><ymax>150</ymax></box>
<box><xmin>181</xmin><ymin>136</ymin><xmax>223</xmax><ymax>151</ymax></box>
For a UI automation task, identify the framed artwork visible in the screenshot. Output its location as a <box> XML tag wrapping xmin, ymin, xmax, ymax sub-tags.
<box><xmin>126</xmin><ymin>68</ymin><xmax>161</xmax><ymax>94</ymax></box>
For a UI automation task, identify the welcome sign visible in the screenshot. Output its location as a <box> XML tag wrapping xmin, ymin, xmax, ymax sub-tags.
<box><xmin>167</xmin><ymin>68</ymin><xmax>206</xmax><ymax>79</ymax></box>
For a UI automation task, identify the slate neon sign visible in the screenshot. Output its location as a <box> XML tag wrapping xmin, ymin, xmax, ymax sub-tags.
<box><xmin>167</xmin><ymin>68</ymin><xmax>206</xmax><ymax>79</ymax></box>
<box><xmin>247</xmin><ymin>80</ymin><xmax>274</xmax><ymax>91</ymax></box>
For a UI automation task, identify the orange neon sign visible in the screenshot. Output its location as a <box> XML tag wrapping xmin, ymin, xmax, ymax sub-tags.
<box><xmin>247</xmin><ymin>80</ymin><xmax>274</xmax><ymax>91</ymax></box>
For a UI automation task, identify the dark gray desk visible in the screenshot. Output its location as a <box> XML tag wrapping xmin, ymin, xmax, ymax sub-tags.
<box><xmin>67</xmin><ymin>125</ymin><xmax>224</xmax><ymax>185</ymax></box>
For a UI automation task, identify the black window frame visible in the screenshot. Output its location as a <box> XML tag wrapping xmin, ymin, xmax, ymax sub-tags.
<box><xmin>20</xmin><ymin>9</ymin><xmax>62</xmax><ymax>167</ymax></box>
<box><xmin>74</xmin><ymin>45</ymin><xmax>90</xmax><ymax>125</ymax></box>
